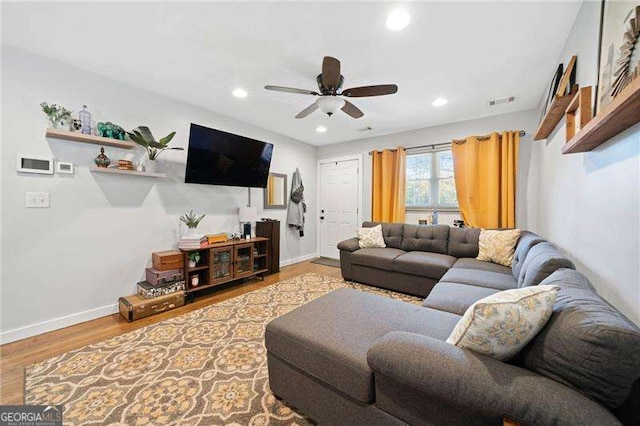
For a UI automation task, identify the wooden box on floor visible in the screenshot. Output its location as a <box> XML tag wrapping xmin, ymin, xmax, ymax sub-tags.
<box><xmin>118</xmin><ymin>292</ymin><xmax>185</xmax><ymax>322</ymax></box>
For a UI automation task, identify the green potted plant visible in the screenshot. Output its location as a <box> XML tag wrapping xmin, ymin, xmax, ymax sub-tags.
<box><xmin>180</xmin><ymin>210</ymin><xmax>205</xmax><ymax>235</ymax></box>
<box><xmin>188</xmin><ymin>251</ymin><xmax>201</xmax><ymax>268</ymax></box>
<box><xmin>127</xmin><ymin>126</ymin><xmax>183</xmax><ymax>173</ymax></box>
<box><xmin>41</xmin><ymin>102</ymin><xmax>72</xmax><ymax>129</ymax></box>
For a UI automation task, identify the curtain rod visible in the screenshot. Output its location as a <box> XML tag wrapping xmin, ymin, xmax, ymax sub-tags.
<box><xmin>367</xmin><ymin>130</ymin><xmax>526</xmax><ymax>155</ymax></box>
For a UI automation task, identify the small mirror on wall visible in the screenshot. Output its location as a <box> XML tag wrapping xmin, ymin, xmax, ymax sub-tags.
<box><xmin>264</xmin><ymin>173</ymin><xmax>287</xmax><ymax>209</ymax></box>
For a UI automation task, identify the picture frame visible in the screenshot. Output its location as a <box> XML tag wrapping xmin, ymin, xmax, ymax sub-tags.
<box><xmin>595</xmin><ymin>1</ymin><xmax>640</xmax><ymax>115</ymax></box>
<box><xmin>541</xmin><ymin>63</ymin><xmax>564</xmax><ymax>120</ymax></box>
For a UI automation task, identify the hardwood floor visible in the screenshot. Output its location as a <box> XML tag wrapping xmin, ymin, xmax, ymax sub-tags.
<box><xmin>0</xmin><ymin>260</ymin><xmax>341</xmax><ymax>405</ymax></box>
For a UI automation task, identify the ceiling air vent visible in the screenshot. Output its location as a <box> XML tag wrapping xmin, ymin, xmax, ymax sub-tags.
<box><xmin>488</xmin><ymin>96</ymin><xmax>516</xmax><ymax>107</ymax></box>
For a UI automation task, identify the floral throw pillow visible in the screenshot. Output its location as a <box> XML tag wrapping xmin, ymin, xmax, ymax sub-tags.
<box><xmin>446</xmin><ymin>285</ymin><xmax>559</xmax><ymax>361</ymax></box>
<box><xmin>477</xmin><ymin>229</ymin><xmax>521</xmax><ymax>267</ymax></box>
<box><xmin>357</xmin><ymin>225</ymin><xmax>386</xmax><ymax>248</ymax></box>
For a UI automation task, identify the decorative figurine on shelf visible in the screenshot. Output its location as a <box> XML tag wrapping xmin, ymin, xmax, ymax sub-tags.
<box><xmin>94</xmin><ymin>147</ymin><xmax>111</xmax><ymax>168</ymax></box>
<box><xmin>191</xmin><ymin>274</ymin><xmax>199</xmax><ymax>287</ymax></box>
<box><xmin>40</xmin><ymin>102</ymin><xmax>72</xmax><ymax>129</ymax></box>
<box><xmin>431</xmin><ymin>209</ymin><xmax>439</xmax><ymax>225</ymax></box>
<box><xmin>127</xmin><ymin>126</ymin><xmax>183</xmax><ymax>173</ymax></box>
<box><xmin>79</xmin><ymin>105</ymin><xmax>92</xmax><ymax>135</ymax></box>
<box><xmin>97</xmin><ymin>122</ymin><xmax>126</xmax><ymax>140</ymax></box>
<box><xmin>69</xmin><ymin>119</ymin><xmax>82</xmax><ymax>132</ymax></box>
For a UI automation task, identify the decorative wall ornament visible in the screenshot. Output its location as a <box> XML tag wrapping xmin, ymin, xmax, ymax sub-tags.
<box><xmin>596</xmin><ymin>2</ymin><xmax>640</xmax><ymax>114</ymax></box>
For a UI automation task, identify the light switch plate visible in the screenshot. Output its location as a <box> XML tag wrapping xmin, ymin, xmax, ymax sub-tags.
<box><xmin>26</xmin><ymin>192</ymin><xmax>50</xmax><ymax>208</ymax></box>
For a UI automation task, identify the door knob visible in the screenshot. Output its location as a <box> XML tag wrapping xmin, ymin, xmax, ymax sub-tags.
<box><xmin>320</xmin><ymin>216</ymin><xmax>325</xmax><ymax>220</ymax></box>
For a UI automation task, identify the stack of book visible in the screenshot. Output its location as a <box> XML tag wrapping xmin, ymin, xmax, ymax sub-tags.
<box><xmin>178</xmin><ymin>234</ymin><xmax>208</xmax><ymax>250</ymax></box>
<box><xmin>117</xmin><ymin>160</ymin><xmax>134</xmax><ymax>171</ymax></box>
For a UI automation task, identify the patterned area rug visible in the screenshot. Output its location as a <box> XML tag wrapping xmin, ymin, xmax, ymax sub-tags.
<box><xmin>25</xmin><ymin>273</ymin><xmax>421</xmax><ymax>425</ymax></box>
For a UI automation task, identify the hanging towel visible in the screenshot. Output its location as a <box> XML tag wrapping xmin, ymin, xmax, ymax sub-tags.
<box><xmin>287</xmin><ymin>167</ymin><xmax>306</xmax><ymax>237</ymax></box>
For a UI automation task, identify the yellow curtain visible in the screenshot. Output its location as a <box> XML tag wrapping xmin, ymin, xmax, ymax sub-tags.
<box><xmin>372</xmin><ymin>147</ymin><xmax>406</xmax><ymax>223</ymax></box>
<box><xmin>451</xmin><ymin>131</ymin><xmax>519</xmax><ymax>228</ymax></box>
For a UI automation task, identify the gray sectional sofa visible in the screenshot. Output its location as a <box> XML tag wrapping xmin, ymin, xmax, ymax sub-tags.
<box><xmin>265</xmin><ymin>222</ymin><xmax>640</xmax><ymax>425</ymax></box>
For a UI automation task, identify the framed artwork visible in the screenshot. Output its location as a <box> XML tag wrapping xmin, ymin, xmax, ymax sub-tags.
<box><xmin>541</xmin><ymin>63</ymin><xmax>564</xmax><ymax>120</ymax></box>
<box><xmin>595</xmin><ymin>1</ymin><xmax>640</xmax><ymax>114</ymax></box>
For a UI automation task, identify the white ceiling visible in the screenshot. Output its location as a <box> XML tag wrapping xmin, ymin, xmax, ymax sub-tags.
<box><xmin>1</xmin><ymin>1</ymin><xmax>581</xmax><ymax>146</ymax></box>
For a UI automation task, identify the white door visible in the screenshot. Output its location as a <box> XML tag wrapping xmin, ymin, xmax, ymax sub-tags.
<box><xmin>319</xmin><ymin>159</ymin><xmax>360</xmax><ymax>259</ymax></box>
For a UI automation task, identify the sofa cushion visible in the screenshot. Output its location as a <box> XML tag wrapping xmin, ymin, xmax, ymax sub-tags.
<box><xmin>452</xmin><ymin>258</ymin><xmax>512</xmax><ymax>275</ymax></box>
<box><xmin>439</xmin><ymin>267</ymin><xmax>517</xmax><ymax>290</ymax></box>
<box><xmin>351</xmin><ymin>248</ymin><xmax>405</xmax><ymax>270</ymax></box>
<box><xmin>447</xmin><ymin>285</ymin><xmax>560</xmax><ymax>361</ymax></box>
<box><xmin>512</xmin><ymin>231</ymin><xmax>545</xmax><ymax>279</ymax></box>
<box><xmin>357</xmin><ymin>224</ymin><xmax>386</xmax><ymax>248</ymax></box>
<box><xmin>477</xmin><ymin>229</ymin><xmax>521</xmax><ymax>267</ymax></box>
<box><xmin>265</xmin><ymin>288</ymin><xmax>461</xmax><ymax>404</ymax></box>
<box><xmin>422</xmin><ymin>282</ymin><xmax>500</xmax><ymax>315</ymax></box>
<box><xmin>400</xmin><ymin>224</ymin><xmax>449</xmax><ymax>254</ymax></box>
<box><xmin>447</xmin><ymin>227</ymin><xmax>480</xmax><ymax>258</ymax></box>
<box><xmin>393</xmin><ymin>251</ymin><xmax>457</xmax><ymax>280</ymax></box>
<box><xmin>362</xmin><ymin>221</ymin><xmax>403</xmax><ymax>249</ymax></box>
<box><xmin>518</xmin><ymin>242</ymin><xmax>575</xmax><ymax>288</ymax></box>
<box><xmin>520</xmin><ymin>269</ymin><xmax>640</xmax><ymax>410</ymax></box>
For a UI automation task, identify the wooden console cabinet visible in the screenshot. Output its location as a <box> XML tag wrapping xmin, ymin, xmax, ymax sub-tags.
<box><xmin>256</xmin><ymin>220</ymin><xmax>280</xmax><ymax>274</ymax></box>
<box><xmin>180</xmin><ymin>237</ymin><xmax>269</xmax><ymax>300</ymax></box>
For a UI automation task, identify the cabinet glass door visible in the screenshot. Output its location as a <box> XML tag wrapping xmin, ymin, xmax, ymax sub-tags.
<box><xmin>211</xmin><ymin>247</ymin><xmax>234</xmax><ymax>285</ymax></box>
<box><xmin>234</xmin><ymin>243</ymin><xmax>254</xmax><ymax>278</ymax></box>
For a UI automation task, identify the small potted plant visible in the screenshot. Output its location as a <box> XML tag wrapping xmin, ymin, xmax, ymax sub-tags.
<box><xmin>180</xmin><ymin>210</ymin><xmax>205</xmax><ymax>235</ymax></box>
<box><xmin>127</xmin><ymin>126</ymin><xmax>183</xmax><ymax>173</ymax></box>
<box><xmin>188</xmin><ymin>251</ymin><xmax>201</xmax><ymax>268</ymax></box>
<box><xmin>41</xmin><ymin>102</ymin><xmax>72</xmax><ymax>129</ymax></box>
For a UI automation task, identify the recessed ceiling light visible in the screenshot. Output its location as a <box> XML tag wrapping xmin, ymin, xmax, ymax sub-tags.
<box><xmin>316</xmin><ymin>126</ymin><xmax>327</xmax><ymax>133</ymax></box>
<box><xmin>232</xmin><ymin>88</ymin><xmax>248</xmax><ymax>98</ymax></box>
<box><xmin>386</xmin><ymin>9</ymin><xmax>411</xmax><ymax>31</ymax></box>
<box><xmin>432</xmin><ymin>97</ymin><xmax>448</xmax><ymax>107</ymax></box>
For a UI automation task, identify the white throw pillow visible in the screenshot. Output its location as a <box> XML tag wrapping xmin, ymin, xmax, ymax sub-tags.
<box><xmin>357</xmin><ymin>225</ymin><xmax>386</xmax><ymax>248</ymax></box>
<box><xmin>477</xmin><ymin>229</ymin><xmax>521</xmax><ymax>267</ymax></box>
<box><xmin>446</xmin><ymin>285</ymin><xmax>559</xmax><ymax>361</ymax></box>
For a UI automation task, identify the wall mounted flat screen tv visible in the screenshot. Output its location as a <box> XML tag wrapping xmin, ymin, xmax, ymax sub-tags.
<box><xmin>185</xmin><ymin>124</ymin><xmax>274</xmax><ymax>188</ymax></box>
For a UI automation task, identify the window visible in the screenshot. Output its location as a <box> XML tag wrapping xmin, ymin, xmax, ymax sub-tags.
<box><xmin>406</xmin><ymin>148</ymin><xmax>458</xmax><ymax>209</ymax></box>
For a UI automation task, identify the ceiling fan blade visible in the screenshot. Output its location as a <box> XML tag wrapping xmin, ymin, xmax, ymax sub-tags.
<box><xmin>341</xmin><ymin>84</ymin><xmax>398</xmax><ymax>97</ymax></box>
<box><xmin>341</xmin><ymin>100</ymin><xmax>364</xmax><ymax>119</ymax></box>
<box><xmin>264</xmin><ymin>85</ymin><xmax>318</xmax><ymax>96</ymax></box>
<box><xmin>295</xmin><ymin>103</ymin><xmax>319</xmax><ymax>119</ymax></box>
<box><xmin>322</xmin><ymin>56</ymin><xmax>341</xmax><ymax>88</ymax></box>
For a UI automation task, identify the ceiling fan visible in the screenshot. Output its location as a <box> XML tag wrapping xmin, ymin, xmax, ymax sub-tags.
<box><xmin>264</xmin><ymin>56</ymin><xmax>398</xmax><ymax>119</ymax></box>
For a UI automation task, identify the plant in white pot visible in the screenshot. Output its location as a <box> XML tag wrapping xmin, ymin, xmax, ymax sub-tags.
<box><xmin>180</xmin><ymin>210</ymin><xmax>205</xmax><ymax>236</ymax></box>
<box><xmin>127</xmin><ymin>126</ymin><xmax>183</xmax><ymax>173</ymax></box>
<box><xmin>188</xmin><ymin>251</ymin><xmax>201</xmax><ymax>268</ymax></box>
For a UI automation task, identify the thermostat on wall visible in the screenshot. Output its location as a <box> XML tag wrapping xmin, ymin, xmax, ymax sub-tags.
<box><xmin>16</xmin><ymin>154</ymin><xmax>53</xmax><ymax>174</ymax></box>
<box><xmin>56</xmin><ymin>161</ymin><xmax>74</xmax><ymax>174</ymax></box>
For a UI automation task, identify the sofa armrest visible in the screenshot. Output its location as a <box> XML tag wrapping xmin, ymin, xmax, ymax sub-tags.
<box><xmin>367</xmin><ymin>331</ymin><xmax>620</xmax><ymax>426</ymax></box>
<box><xmin>337</xmin><ymin>237</ymin><xmax>360</xmax><ymax>252</ymax></box>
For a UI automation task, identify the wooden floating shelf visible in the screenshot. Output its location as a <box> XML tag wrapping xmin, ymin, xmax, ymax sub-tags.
<box><xmin>90</xmin><ymin>166</ymin><xmax>165</xmax><ymax>178</ymax></box>
<box><xmin>534</xmin><ymin>85</ymin><xmax>579</xmax><ymax>140</ymax></box>
<box><xmin>563</xmin><ymin>76</ymin><xmax>640</xmax><ymax>154</ymax></box>
<box><xmin>46</xmin><ymin>128</ymin><xmax>136</xmax><ymax>149</ymax></box>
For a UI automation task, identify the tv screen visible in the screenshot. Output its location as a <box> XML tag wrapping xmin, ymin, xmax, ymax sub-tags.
<box><xmin>185</xmin><ymin>124</ymin><xmax>274</xmax><ymax>188</ymax></box>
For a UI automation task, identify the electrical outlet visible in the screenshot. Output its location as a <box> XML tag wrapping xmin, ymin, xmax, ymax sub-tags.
<box><xmin>26</xmin><ymin>192</ymin><xmax>50</xmax><ymax>208</ymax></box>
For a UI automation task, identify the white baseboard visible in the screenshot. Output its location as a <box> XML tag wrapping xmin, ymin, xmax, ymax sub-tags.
<box><xmin>0</xmin><ymin>303</ymin><xmax>119</xmax><ymax>345</ymax></box>
<box><xmin>280</xmin><ymin>253</ymin><xmax>318</xmax><ymax>268</ymax></box>
<box><xmin>1</xmin><ymin>255</ymin><xmax>318</xmax><ymax>345</ymax></box>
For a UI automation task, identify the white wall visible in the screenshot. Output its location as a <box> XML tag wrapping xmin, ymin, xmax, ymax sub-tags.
<box><xmin>0</xmin><ymin>46</ymin><xmax>317</xmax><ymax>343</ymax></box>
<box><xmin>318</xmin><ymin>109</ymin><xmax>540</xmax><ymax>228</ymax></box>
<box><xmin>529</xmin><ymin>1</ymin><xmax>640</xmax><ymax>325</ymax></box>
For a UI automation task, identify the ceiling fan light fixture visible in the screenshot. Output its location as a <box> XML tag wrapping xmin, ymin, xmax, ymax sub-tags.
<box><xmin>386</xmin><ymin>9</ymin><xmax>411</xmax><ymax>31</ymax></box>
<box><xmin>316</xmin><ymin>96</ymin><xmax>345</xmax><ymax>116</ymax></box>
